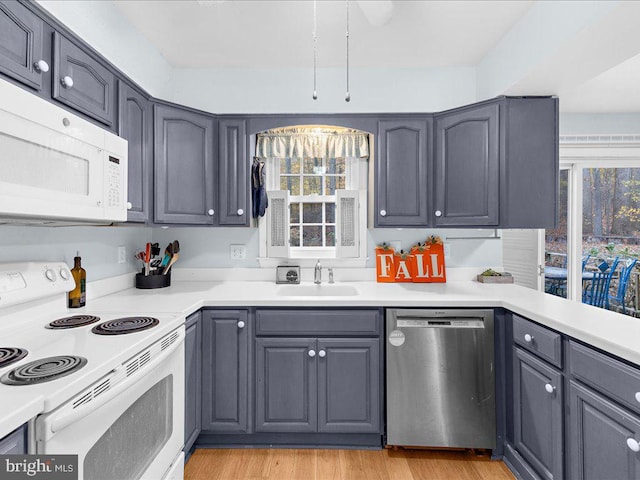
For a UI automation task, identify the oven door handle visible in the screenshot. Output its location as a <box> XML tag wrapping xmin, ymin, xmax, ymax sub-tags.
<box><xmin>42</xmin><ymin>329</ymin><xmax>185</xmax><ymax>439</ymax></box>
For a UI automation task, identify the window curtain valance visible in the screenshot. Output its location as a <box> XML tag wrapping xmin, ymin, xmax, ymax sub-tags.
<box><xmin>256</xmin><ymin>126</ymin><xmax>369</xmax><ymax>159</ymax></box>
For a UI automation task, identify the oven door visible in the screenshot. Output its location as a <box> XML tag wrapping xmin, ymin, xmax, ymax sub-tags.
<box><xmin>34</xmin><ymin>327</ymin><xmax>185</xmax><ymax>480</ymax></box>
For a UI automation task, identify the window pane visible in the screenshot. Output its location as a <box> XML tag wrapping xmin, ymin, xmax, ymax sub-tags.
<box><xmin>325</xmin><ymin>176</ymin><xmax>345</xmax><ymax>195</ymax></box>
<box><xmin>303</xmin><ymin>203</ymin><xmax>322</xmax><ymax>223</ymax></box>
<box><xmin>326</xmin><ymin>225</ymin><xmax>336</xmax><ymax>247</ymax></box>
<box><xmin>325</xmin><ymin>203</ymin><xmax>335</xmax><ymax>223</ymax></box>
<box><xmin>280</xmin><ymin>176</ymin><xmax>300</xmax><ymax>195</ymax></box>
<box><xmin>304</xmin><ymin>158</ymin><xmax>324</xmax><ymax>175</ymax></box>
<box><xmin>303</xmin><ymin>176</ymin><xmax>322</xmax><ymax>195</ymax></box>
<box><xmin>290</xmin><ymin>225</ymin><xmax>300</xmax><ymax>247</ymax></box>
<box><xmin>290</xmin><ymin>203</ymin><xmax>300</xmax><ymax>224</ymax></box>
<box><xmin>280</xmin><ymin>158</ymin><xmax>300</xmax><ymax>174</ymax></box>
<box><xmin>327</xmin><ymin>158</ymin><xmax>346</xmax><ymax>174</ymax></box>
<box><xmin>544</xmin><ymin>169</ymin><xmax>568</xmax><ymax>298</ymax></box>
<box><xmin>303</xmin><ymin>225</ymin><xmax>323</xmax><ymax>247</ymax></box>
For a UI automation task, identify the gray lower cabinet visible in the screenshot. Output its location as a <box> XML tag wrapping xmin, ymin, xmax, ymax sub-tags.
<box><xmin>154</xmin><ymin>103</ymin><xmax>217</xmax><ymax>224</ymax></box>
<box><xmin>184</xmin><ymin>312</ymin><xmax>202</xmax><ymax>454</ymax></box>
<box><xmin>434</xmin><ymin>102</ymin><xmax>499</xmax><ymax>226</ymax></box>
<box><xmin>567</xmin><ymin>381</ymin><xmax>640</xmax><ymax>480</ymax></box>
<box><xmin>512</xmin><ymin>347</ymin><xmax>564</xmax><ymax>480</ymax></box>
<box><xmin>375</xmin><ymin>118</ymin><xmax>431</xmax><ymax>227</ymax></box>
<box><xmin>218</xmin><ymin>118</ymin><xmax>249</xmax><ymax>226</ymax></box>
<box><xmin>52</xmin><ymin>32</ymin><xmax>116</xmax><ymax>126</ymax></box>
<box><xmin>0</xmin><ymin>0</ymin><xmax>45</xmax><ymax>90</ymax></box>
<box><xmin>118</xmin><ymin>81</ymin><xmax>152</xmax><ymax>223</ymax></box>
<box><xmin>201</xmin><ymin>310</ymin><xmax>250</xmax><ymax>433</ymax></box>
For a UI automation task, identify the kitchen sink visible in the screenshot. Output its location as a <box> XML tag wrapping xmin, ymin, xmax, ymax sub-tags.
<box><xmin>277</xmin><ymin>284</ymin><xmax>359</xmax><ymax>297</ymax></box>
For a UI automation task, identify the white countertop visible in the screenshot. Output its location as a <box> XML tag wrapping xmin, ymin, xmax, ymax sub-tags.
<box><xmin>3</xmin><ymin>276</ymin><xmax>640</xmax><ymax>438</ymax></box>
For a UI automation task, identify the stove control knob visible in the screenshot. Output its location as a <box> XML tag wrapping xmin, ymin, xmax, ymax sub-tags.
<box><xmin>45</xmin><ymin>269</ymin><xmax>57</xmax><ymax>282</ymax></box>
<box><xmin>59</xmin><ymin>268</ymin><xmax>70</xmax><ymax>280</ymax></box>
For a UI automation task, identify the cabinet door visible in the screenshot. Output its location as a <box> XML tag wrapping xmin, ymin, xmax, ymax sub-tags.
<box><xmin>513</xmin><ymin>348</ymin><xmax>563</xmax><ymax>480</ymax></box>
<box><xmin>434</xmin><ymin>102</ymin><xmax>499</xmax><ymax>226</ymax></box>
<box><xmin>52</xmin><ymin>33</ymin><xmax>115</xmax><ymax>126</ymax></box>
<box><xmin>218</xmin><ymin>118</ymin><xmax>248</xmax><ymax>226</ymax></box>
<box><xmin>154</xmin><ymin>104</ymin><xmax>216</xmax><ymax>224</ymax></box>
<box><xmin>376</xmin><ymin>119</ymin><xmax>431</xmax><ymax>227</ymax></box>
<box><xmin>317</xmin><ymin>338</ymin><xmax>380</xmax><ymax>433</ymax></box>
<box><xmin>0</xmin><ymin>1</ymin><xmax>45</xmax><ymax>90</ymax></box>
<box><xmin>184</xmin><ymin>313</ymin><xmax>201</xmax><ymax>452</ymax></box>
<box><xmin>255</xmin><ymin>337</ymin><xmax>317</xmax><ymax>433</ymax></box>
<box><xmin>568</xmin><ymin>381</ymin><xmax>640</xmax><ymax>480</ymax></box>
<box><xmin>118</xmin><ymin>81</ymin><xmax>151</xmax><ymax>223</ymax></box>
<box><xmin>201</xmin><ymin>310</ymin><xmax>249</xmax><ymax>433</ymax></box>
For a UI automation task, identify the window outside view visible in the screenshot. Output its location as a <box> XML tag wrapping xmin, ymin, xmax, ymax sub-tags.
<box><xmin>545</xmin><ymin>167</ymin><xmax>640</xmax><ymax>317</ymax></box>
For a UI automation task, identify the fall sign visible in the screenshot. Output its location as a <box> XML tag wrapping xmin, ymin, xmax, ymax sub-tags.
<box><xmin>375</xmin><ymin>238</ymin><xmax>446</xmax><ymax>283</ymax></box>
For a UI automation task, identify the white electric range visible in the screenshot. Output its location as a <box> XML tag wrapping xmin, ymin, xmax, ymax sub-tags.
<box><xmin>0</xmin><ymin>262</ymin><xmax>186</xmax><ymax>480</ymax></box>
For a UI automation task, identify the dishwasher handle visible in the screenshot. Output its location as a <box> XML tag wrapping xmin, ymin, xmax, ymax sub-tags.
<box><xmin>396</xmin><ymin>317</ymin><xmax>485</xmax><ymax>328</ymax></box>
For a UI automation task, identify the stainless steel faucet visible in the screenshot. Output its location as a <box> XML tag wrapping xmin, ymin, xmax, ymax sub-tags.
<box><xmin>314</xmin><ymin>260</ymin><xmax>322</xmax><ymax>284</ymax></box>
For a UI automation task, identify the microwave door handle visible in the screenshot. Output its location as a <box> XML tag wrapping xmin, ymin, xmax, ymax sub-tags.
<box><xmin>41</xmin><ymin>331</ymin><xmax>184</xmax><ymax>440</ymax></box>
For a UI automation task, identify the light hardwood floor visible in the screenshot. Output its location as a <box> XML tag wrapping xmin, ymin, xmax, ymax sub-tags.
<box><xmin>185</xmin><ymin>448</ymin><xmax>515</xmax><ymax>480</ymax></box>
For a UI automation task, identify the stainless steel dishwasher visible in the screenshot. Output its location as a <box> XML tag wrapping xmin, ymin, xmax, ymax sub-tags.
<box><xmin>386</xmin><ymin>308</ymin><xmax>495</xmax><ymax>449</ymax></box>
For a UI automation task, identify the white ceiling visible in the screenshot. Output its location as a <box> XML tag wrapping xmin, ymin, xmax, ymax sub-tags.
<box><xmin>111</xmin><ymin>0</ymin><xmax>640</xmax><ymax>113</ymax></box>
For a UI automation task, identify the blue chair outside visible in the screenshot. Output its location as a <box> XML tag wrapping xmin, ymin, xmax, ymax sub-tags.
<box><xmin>583</xmin><ymin>256</ymin><xmax>620</xmax><ymax>308</ymax></box>
<box><xmin>582</xmin><ymin>254</ymin><xmax>591</xmax><ymax>272</ymax></box>
<box><xmin>607</xmin><ymin>258</ymin><xmax>638</xmax><ymax>313</ymax></box>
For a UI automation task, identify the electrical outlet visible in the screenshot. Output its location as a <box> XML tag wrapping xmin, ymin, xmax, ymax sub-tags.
<box><xmin>230</xmin><ymin>244</ymin><xmax>246</xmax><ymax>260</ymax></box>
<box><xmin>117</xmin><ymin>245</ymin><xmax>126</xmax><ymax>264</ymax></box>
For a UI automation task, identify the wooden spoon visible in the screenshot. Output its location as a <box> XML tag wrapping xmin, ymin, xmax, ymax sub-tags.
<box><xmin>163</xmin><ymin>252</ymin><xmax>179</xmax><ymax>275</ymax></box>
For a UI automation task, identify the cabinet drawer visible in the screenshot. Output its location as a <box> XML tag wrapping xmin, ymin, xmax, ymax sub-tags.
<box><xmin>256</xmin><ymin>309</ymin><xmax>381</xmax><ymax>336</ymax></box>
<box><xmin>569</xmin><ymin>340</ymin><xmax>640</xmax><ymax>415</ymax></box>
<box><xmin>0</xmin><ymin>424</ymin><xmax>27</xmax><ymax>454</ymax></box>
<box><xmin>512</xmin><ymin>314</ymin><xmax>562</xmax><ymax>367</ymax></box>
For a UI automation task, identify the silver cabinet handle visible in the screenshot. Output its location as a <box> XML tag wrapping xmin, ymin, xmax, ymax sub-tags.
<box><xmin>544</xmin><ymin>383</ymin><xmax>555</xmax><ymax>394</ymax></box>
<box><xmin>208</xmin><ymin>209</ymin><xmax>214</xmax><ymax>216</ymax></box>
<box><xmin>237</xmin><ymin>320</ymin><xmax>245</xmax><ymax>329</ymax></box>
<box><xmin>635</xmin><ymin>392</ymin><xmax>640</xmax><ymax>404</ymax></box>
<box><xmin>308</xmin><ymin>349</ymin><xmax>316</xmax><ymax>358</ymax></box>
<box><xmin>435</xmin><ymin>210</ymin><xmax>442</xmax><ymax>217</ymax></box>
<box><xmin>61</xmin><ymin>76</ymin><xmax>74</xmax><ymax>88</ymax></box>
<box><xmin>237</xmin><ymin>209</ymin><xmax>244</xmax><ymax>216</ymax></box>
<box><xmin>318</xmin><ymin>350</ymin><xmax>326</xmax><ymax>358</ymax></box>
<box><xmin>524</xmin><ymin>334</ymin><xmax>534</xmax><ymax>343</ymax></box>
<box><xmin>380</xmin><ymin>210</ymin><xmax>387</xmax><ymax>217</ymax></box>
<box><xmin>627</xmin><ymin>438</ymin><xmax>640</xmax><ymax>452</ymax></box>
<box><xmin>34</xmin><ymin>60</ymin><xmax>49</xmax><ymax>73</ymax></box>
<box><xmin>126</xmin><ymin>202</ymin><xmax>133</xmax><ymax>210</ymax></box>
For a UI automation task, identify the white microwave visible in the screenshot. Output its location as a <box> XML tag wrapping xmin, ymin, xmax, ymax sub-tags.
<box><xmin>0</xmin><ymin>79</ymin><xmax>128</xmax><ymax>224</ymax></box>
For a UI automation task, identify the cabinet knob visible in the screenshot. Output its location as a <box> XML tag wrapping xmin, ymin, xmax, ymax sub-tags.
<box><xmin>544</xmin><ymin>383</ymin><xmax>555</xmax><ymax>394</ymax></box>
<box><xmin>318</xmin><ymin>350</ymin><xmax>326</xmax><ymax>358</ymax></box>
<box><xmin>237</xmin><ymin>209</ymin><xmax>244</xmax><ymax>216</ymax></box>
<box><xmin>435</xmin><ymin>210</ymin><xmax>442</xmax><ymax>217</ymax></box>
<box><xmin>61</xmin><ymin>76</ymin><xmax>74</xmax><ymax>88</ymax></box>
<box><xmin>237</xmin><ymin>320</ymin><xmax>245</xmax><ymax>329</ymax></box>
<box><xmin>308</xmin><ymin>349</ymin><xmax>316</xmax><ymax>358</ymax></box>
<box><xmin>126</xmin><ymin>202</ymin><xmax>133</xmax><ymax>210</ymax></box>
<box><xmin>34</xmin><ymin>60</ymin><xmax>49</xmax><ymax>73</ymax></box>
<box><xmin>627</xmin><ymin>438</ymin><xmax>640</xmax><ymax>453</ymax></box>
<box><xmin>635</xmin><ymin>392</ymin><xmax>640</xmax><ymax>404</ymax></box>
<box><xmin>524</xmin><ymin>334</ymin><xmax>534</xmax><ymax>343</ymax></box>
<box><xmin>379</xmin><ymin>209</ymin><xmax>387</xmax><ymax>217</ymax></box>
<box><xmin>208</xmin><ymin>209</ymin><xmax>214</xmax><ymax>216</ymax></box>
<box><xmin>62</xmin><ymin>118</ymin><xmax>71</xmax><ymax>127</ymax></box>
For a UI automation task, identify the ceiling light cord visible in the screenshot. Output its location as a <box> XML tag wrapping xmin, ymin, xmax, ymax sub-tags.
<box><xmin>345</xmin><ymin>0</ymin><xmax>350</xmax><ymax>102</ymax></box>
<box><xmin>312</xmin><ymin>0</ymin><xmax>318</xmax><ymax>100</ymax></box>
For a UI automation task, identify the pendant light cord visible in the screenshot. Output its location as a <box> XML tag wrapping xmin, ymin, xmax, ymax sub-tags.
<box><xmin>312</xmin><ymin>0</ymin><xmax>318</xmax><ymax>100</ymax></box>
<box><xmin>345</xmin><ymin>0</ymin><xmax>350</xmax><ymax>102</ymax></box>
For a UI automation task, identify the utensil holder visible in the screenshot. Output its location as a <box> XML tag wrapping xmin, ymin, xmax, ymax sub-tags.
<box><xmin>136</xmin><ymin>270</ymin><xmax>171</xmax><ymax>289</ymax></box>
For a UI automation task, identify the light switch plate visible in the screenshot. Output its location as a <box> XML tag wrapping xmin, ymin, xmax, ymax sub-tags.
<box><xmin>230</xmin><ymin>245</ymin><xmax>246</xmax><ymax>260</ymax></box>
<box><xmin>117</xmin><ymin>246</ymin><xmax>126</xmax><ymax>264</ymax></box>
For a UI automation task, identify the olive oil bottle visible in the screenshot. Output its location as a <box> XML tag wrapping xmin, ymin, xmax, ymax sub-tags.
<box><xmin>68</xmin><ymin>252</ymin><xmax>86</xmax><ymax>308</ymax></box>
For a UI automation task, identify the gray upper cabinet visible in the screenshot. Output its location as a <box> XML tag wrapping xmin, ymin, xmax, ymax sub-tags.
<box><xmin>218</xmin><ymin>118</ymin><xmax>249</xmax><ymax>226</ymax></box>
<box><xmin>376</xmin><ymin>119</ymin><xmax>431</xmax><ymax>227</ymax></box>
<box><xmin>201</xmin><ymin>310</ymin><xmax>250</xmax><ymax>433</ymax></box>
<box><xmin>52</xmin><ymin>32</ymin><xmax>115</xmax><ymax>126</ymax></box>
<box><xmin>434</xmin><ymin>102</ymin><xmax>499</xmax><ymax>226</ymax></box>
<box><xmin>154</xmin><ymin>103</ymin><xmax>216</xmax><ymax>224</ymax></box>
<box><xmin>0</xmin><ymin>1</ymin><xmax>45</xmax><ymax>90</ymax></box>
<box><xmin>184</xmin><ymin>312</ymin><xmax>202</xmax><ymax>454</ymax></box>
<box><xmin>118</xmin><ymin>81</ymin><xmax>152</xmax><ymax>223</ymax></box>
<box><xmin>513</xmin><ymin>347</ymin><xmax>563</xmax><ymax>480</ymax></box>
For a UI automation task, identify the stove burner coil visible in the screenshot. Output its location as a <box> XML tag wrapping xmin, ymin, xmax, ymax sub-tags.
<box><xmin>0</xmin><ymin>355</ymin><xmax>87</xmax><ymax>385</ymax></box>
<box><xmin>92</xmin><ymin>317</ymin><xmax>160</xmax><ymax>335</ymax></box>
<box><xmin>0</xmin><ymin>347</ymin><xmax>28</xmax><ymax>369</ymax></box>
<box><xmin>47</xmin><ymin>315</ymin><xmax>101</xmax><ymax>329</ymax></box>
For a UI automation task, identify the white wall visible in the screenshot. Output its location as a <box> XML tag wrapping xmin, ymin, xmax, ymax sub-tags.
<box><xmin>560</xmin><ymin>113</ymin><xmax>640</xmax><ymax>135</ymax></box>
